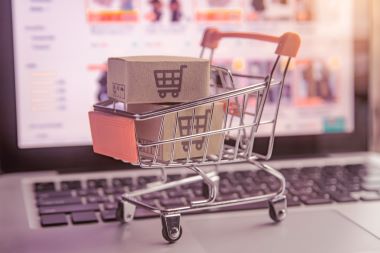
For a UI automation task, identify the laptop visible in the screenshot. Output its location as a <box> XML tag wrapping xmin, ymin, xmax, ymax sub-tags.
<box><xmin>1</xmin><ymin>0</ymin><xmax>380</xmax><ymax>252</ymax></box>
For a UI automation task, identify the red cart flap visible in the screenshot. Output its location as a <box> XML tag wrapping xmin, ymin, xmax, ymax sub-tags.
<box><xmin>89</xmin><ymin>111</ymin><xmax>138</xmax><ymax>163</ymax></box>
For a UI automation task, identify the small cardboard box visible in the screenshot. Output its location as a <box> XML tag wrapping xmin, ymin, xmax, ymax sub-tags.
<box><xmin>107</xmin><ymin>56</ymin><xmax>210</xmax><ymax>104</ymax></box>
<box><xmin>129</xmin><ymin>102</ymin><xmax>225</xmax><ymax>161</ymax></box>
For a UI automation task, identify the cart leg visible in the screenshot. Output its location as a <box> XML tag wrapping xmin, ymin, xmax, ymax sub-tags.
<box><xmin>161</xmin><ymin>213</ymin><xmax>182</xmax><ymax>243</ymax></box>
<box><xmin>116</xmin><ymin>199</ymin><xmax>136</xmax><ymax>223</ymax></box>
<box><xmin>268</xmin><ymin>195</ymin><xmax>287</xmax><ymax>222</ymax></box>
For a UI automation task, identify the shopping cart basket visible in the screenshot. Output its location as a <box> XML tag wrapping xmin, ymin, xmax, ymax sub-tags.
<box><xmin>154</xmin><ymin>65</ymin><xmax>187</xmax><ymax>98</ymax></box>
<box><xmin>93</xmin><ymin>28</ymin><xmax>301</xmax><ymax>243</ymax></box>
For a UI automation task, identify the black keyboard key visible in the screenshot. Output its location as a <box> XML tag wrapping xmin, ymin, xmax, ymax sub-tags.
<box><xmin>112</xmin><ymin>177</ymin><xmax>133</xmax><ymax>187</ymax></box>
<box><xmin>87</xmin><ymin>179</ymin><xmax>107</xmax><ymax>189</ymax></box>
<box><xmin>37</xmin><ymin>197</ymin><xmax>82</xmax><ymax>207</ymax></box>
<box><xmin>101</xmin><ymin>210</ymin><xmax>117</xmax><ymax>222</ymax></box>
<box><xmin>166</xmin><ymin>188</ymin><xmax>188</xmax><ymax>198</ymax></box>
<box><xmin>87</xmin><ymin>195</ymin><xmax>109</xmax><ymax>203</ymax></box>
<box><xmin>40</xmin><ymin>214</ymin><xmax>68</xmax><ymax>227</ymax></box>
<box><xmin>39</xmin><ymin>203</ymin><xmax>99</xmax><ymax>215</ymax></box>
<box><xmin>34</xmin><ymin>182</ymin><xmax>55</xmax><ymax>192</ymax></box>
<box><xmin>77</xmin><ymin>189</ymin><xmax>99</xmax><ymax>197</ymax></box>
<box><xmin>36</xmin><ymin>191</ymin><xmax>72</xmax><ymax>199</ymax></box>
<box><xmin>216</xmin><ymin>193</ymin><xmax>239</xmax><ymax>202</ymax></box>
<box><xmin>104</xmin><ymin>202</ymin><xmax>118</xmax><ymax>210</ymax></box>
<box><xmin>167</xmin><ymin>174</ymin><xmax>182</xmax><ymax>181</ymax></box>
<box><xmin>160</xmin><ymin>198</ymin><xmax>184</xmax><ymax>208</ymax></box>
<box><xmin>134</xmin><ymin>207</ymin><xmax>159</xmax><ymax>219</ymax></box>
<box><xmin>141</xmin><ymin>191</ymin><xmax>164</xmax><ymax>200</ymax></box>
<box><xmin>287</xmin><ymin>196</ymin><xmax>302</xmax><ymax>207</ymax></box>
<box><xmin>71</xmin><ymin>211</ymin><xmax>98</xmax><ymax>224</ymax></box>
<box><xmin>213</xmin><ymin>201</ymin><xmax>268</xmax><ymax>212</ymax></box>
<box><xmin>61</xmin><ymin>181</ymin><xmax>82</xmax><ymax>190</ymax></box>
<box><xmin>104</xmin><ymin>187</ymin><xmax>125</xmax><ymax>195</ymax></box>
<box><xmin>137</xmin><ymin>176</ymin><xmax>158</xmax><ymax>186</ymax></box>
<box><xmin>331</xmin><ymin>193</ymin><xmax>358</xmax><ymax>203</ymax></box>
<box><xmin>301</xmin><ymin>195</ymin><xmax>332</xmax><ymax>205</ymax></box>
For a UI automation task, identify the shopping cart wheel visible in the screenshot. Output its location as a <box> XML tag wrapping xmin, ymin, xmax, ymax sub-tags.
<box><xmin>268</xmin><ymin>195</ymin><xmax>287</xmax><ymax>222</ymax></box>
<box><xmin>161</xmin><ymin>213</ymin><xmax>182</xmax><ymax>243</ymax></box>
<box><xmin>172</xmin><ymin>92</ymin><xmax>179</xmax><ymax>97</ymax></box>
<box><xmin>159</xmin><ymin>91</ymin><xmax>167</xmax><ymax>98</ymax></box>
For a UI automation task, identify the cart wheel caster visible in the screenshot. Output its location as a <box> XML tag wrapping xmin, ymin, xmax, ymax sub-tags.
<box><xmin>162</xmin><ymin>226</ymin><xmax>183</xmax><ymax>243</ymax></box>
<box><xmin>116</xmin><ymin>200</ymin><xmax>136</xmax><ymax>223</ymax></box>
<box><xmin>161</xmin><ymin>213</ymin><xmax>182</xmax><ymax>243</ymax></box>
<box><xmin>268</xmin><ymin>195</ymin><xmax>287</xmax><ymax>222</ymax></box>
<box><xmin>172</xmin><ymin>92</ymin><xmax>179</xmax><ymax>97</ymax></box>
<box><xmin>159</xmin><ymin>92</ymin><xmax>166</xmax><ymax>98</ymax></box>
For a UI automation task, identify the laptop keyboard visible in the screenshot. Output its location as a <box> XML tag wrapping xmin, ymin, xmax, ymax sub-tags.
<box><xmin>33</xmin><ymin>164</ymin><xmax>380</xmax><ymax>227</ymax></box>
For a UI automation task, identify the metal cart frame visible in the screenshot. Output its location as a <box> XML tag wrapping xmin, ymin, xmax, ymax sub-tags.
<box><xmin>93</xmin><ymin>28</ymin><xmax>300</xmax><ymax>243</ymax></box>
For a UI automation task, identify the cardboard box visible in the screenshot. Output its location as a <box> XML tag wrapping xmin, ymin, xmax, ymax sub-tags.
<box><xmin>129</xmin><ymin>102</ymin><xmax>225</xmax><ymax>162</ymax></box>
<box><xmin>88</xmin><ymin>111</ymin><xmax>139</xmax><ymax>163</ymax></box>
<box><xmin>107</xmin><ymin>56</ymin><xmax>210</xmax><ymax>104</ymax></box>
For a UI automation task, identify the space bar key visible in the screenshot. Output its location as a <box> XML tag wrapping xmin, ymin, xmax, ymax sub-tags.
<box><xmin>39</xmin><ymin>204</ymin><xmax>99</xmax><ymax>215</ymax></box>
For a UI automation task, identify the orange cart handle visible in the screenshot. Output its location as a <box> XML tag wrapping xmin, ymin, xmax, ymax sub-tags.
<box><xmin>200</xmin><ymin>28</ymin><xmax>301</xmax><ymax>58</ymax></box>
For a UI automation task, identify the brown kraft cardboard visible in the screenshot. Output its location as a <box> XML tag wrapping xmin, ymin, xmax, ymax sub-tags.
<box><xmin>107</xmin><ymin>55</ymin><xmax>210</xmax><ymax>104</ymax></box>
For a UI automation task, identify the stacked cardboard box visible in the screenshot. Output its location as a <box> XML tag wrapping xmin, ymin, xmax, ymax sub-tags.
<box><xmin>89</xmin><ymin>55</ymin><xmax>225</xmax><ymax>164</ymax></box>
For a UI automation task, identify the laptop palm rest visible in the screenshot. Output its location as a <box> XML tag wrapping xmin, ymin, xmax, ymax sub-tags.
<box><xmin>184</xmin><ymin>209</ymin><xmax>380</xmax><ymax>253</ymax></box>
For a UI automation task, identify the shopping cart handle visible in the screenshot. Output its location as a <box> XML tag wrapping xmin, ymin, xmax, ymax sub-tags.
<box><xmin>201</xmin><ymin>28</ymin><xmax>301</xmax><ymax>58</ymax></box>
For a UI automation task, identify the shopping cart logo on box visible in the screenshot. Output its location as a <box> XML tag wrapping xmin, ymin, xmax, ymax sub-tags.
<box><xmin>138</xmin><ymin>138</ymin><xmax>162</xmax><ymax>158</ymax></box>
<box><xmin>154</xmin><ymin>65</ymin><xmax>187</xmax><ymax>98</ymax></box>
<box><xmin>112</xmin><ymin>82</ymin><xmax>126</xmax><ymax>100</ymax></box>
<box><xmin>178</xmin><ymin>109</ymin><xmax>211</xmax><ymax>152</ymax></box>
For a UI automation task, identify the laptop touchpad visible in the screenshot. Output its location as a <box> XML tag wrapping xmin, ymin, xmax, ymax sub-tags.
<box><xmin>184</xmin><ymin>210</ymin><xmax>380</xmax><ymax>253</ymax></box>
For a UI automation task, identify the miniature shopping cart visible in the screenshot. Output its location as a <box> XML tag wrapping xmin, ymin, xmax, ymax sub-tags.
<box><xmin>154</xmin><ymin>65</ymin><xmax>187</xmax><ymax>98</ymax></box>
<box><xmin>93</xmin><ymin>28</ymin><xmax>300</xmax><ymax>243</ymax></box>
<box><xmin>179</xmin><ymin>109</ymin><xmax>211</xmax><ymax>152</ymax></box>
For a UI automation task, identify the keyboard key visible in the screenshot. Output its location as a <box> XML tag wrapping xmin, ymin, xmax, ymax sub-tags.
<box><xmin>104</xmin><ymin>202</ymin><xmax>118</xmax><ymax>210</ymax></box>
<box><xmin>103</xmin><ymin>187</ymin><xmax>125</xmax><ymax>195</ymax></box>
<box><xmin>301</xmin><ymin>195</ymin><xmax>332</xmax><ymax>205</ymax></box>
<box><xmin>40</xmin><ymin>214</ymin><xmax>68</xmax><ymax>227</ymax></box>
<box><xmin>61</xmin><ymin>181</ymin><xmax>82</xmax><ymax>190</ymax></box>
<box><xmin>71</xmin><ymin>211</ymin><xmax>98</xmax><ymax>224</ymax></box>
<box><xmin>101</xmin><ymin>210</ymin><xmax>117</xmax><ymax>222</ymax></box>
<box><xmin>37</xmin><ymin>197</ymin><xmax>82</xmax><ymax>207</ymax></box>
<box><xmin>331</xmin><ymin>193</ymin><xmax>358</xmax><ymax>203</ymax></box>
<box><xmin>134</xmin><ymin>207</ymin><xmax>159</xmax><ymax>219</ymax></box>
<box><xmin>87</xmin><ymin>195</ymin><xmax>109</xmax><ymax>203</ymax></box>
<box><xmin>137</xmin><ymin>176</ymin><xmax>158</xmax><ymax>186</ymax></box>
<box><xmin>112</xmin><ymin>177</ymin><xmax>133</xmax><ymax>187</ymax></box>
<box><xmin>167</xmin><ymin>174</ymin><xmax>182</xmax><ymax>181</ymax></box>
<box><xmin>36</xmin><ymin>191</ymin><xmax>72</xmax><ymax>199</ymax></box>
<box><xmin>87</xmin><ymin>179</ymin><xmax>107</xmax><ymax>189</ymax></box>
<box><xmin>166</xmin><ymin>188</ymin><xmax>188</xmax><ymax>198</ymax></box>
<box><xmin>34</xmin><ymin>182</ymin><xmax>55</xmax><ymax>192</ymax></box>
<box><xmin>141</xmin><ymin>191</ymin><xmax>164</xmax><ymax>200</ymax></box>
<box><xmin>39</xmin><ymin>203</ymin><xmax>99</xmax><ymax>215</ymax></box>
<box><xmin>216</xmin><ymin>193</ymin><xmax>239</xmax><ymax>202</ymax></box>
<box><xmin>77</xmin><ymin>189</ymin><xmax>99</xmax><ymax>196</ymax></box>
<box><xmin>160</xmin><ymin>198</ymin><xmax>184</xmax><ymax>208</ymax></box>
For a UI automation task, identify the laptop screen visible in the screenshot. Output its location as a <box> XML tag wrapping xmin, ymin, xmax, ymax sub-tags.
<box><xmin>11</xmin><ymin>0</ymin><xmax>355</xmax><ymax>149</ymax></box>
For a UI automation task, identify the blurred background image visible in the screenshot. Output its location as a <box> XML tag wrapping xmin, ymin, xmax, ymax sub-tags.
<box><xmin>11</xmin><ymin>0</ymin><xmax>368</xmax><ymax>150</ymax></box>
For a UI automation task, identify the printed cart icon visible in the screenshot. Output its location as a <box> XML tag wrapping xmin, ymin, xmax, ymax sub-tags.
<box><xmin>154</xmin><ymin>65</ymin><xmax>187</xmax><ymax>98</ymax></box>
<box><xmin>178</xmin><ymin>110</ymin><xmax>210</xmax><ymax>152</ymax></box>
